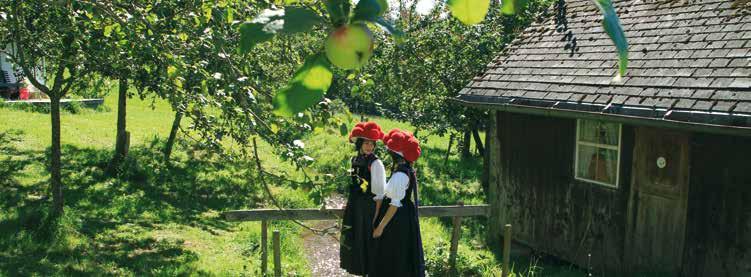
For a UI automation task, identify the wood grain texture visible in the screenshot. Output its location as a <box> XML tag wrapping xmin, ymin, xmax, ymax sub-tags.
<box><xmin>223</xmin><ymin>205</ymin><xmax>489</xmax><ymax>221</ymax></box>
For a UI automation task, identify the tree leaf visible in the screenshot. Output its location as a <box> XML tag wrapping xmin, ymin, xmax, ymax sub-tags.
<box><xmin>592</xmin><ymin>0</ymin><xmax>629</xmax><ymax>78</ymax></box>
<box><xmin>226</xmin><ymin>7</ymin><xmax>234</xmax><ymax>24</ymax></box>
<box><xmin>238</xmin><ymin>7</ymin><xmax>322</xmax><ymax>53</ymax></box>
<box><xmin>167</xmin><ymin>65</ymin><xmax>178</xmax><ymax>78</ymax></box>
<box><xmin>239</xmin><ymin>23</ymin><xmax>274</xmax><ymax>53</ymax></box>
<box><xmin>273</xmin><ymin>54</ymin><xmax>334</xmax><ymax>116</ymax></box>
<box><xmin>103</xmin><ymin>24</ymin><xmax>114</xmax><ymax>37</ymax></box>
<box><xmin>339</xmin><ymin>123</ymin><xmax>348</xmax><ymax>136</ymax></box>
<box><xmin>447</xmin><ymin>0</ymin><xmax>490</xmax><ymax>25</ymax></box>
<box><xmin>325</xmin><ymin>0</ymin><xmax>351</xmax><ymax>27</ymax></box>
<box><xmin>501</xmin><ymin>0</ymin><xmax>528</xmax><ymax>15</ymax></box>
<box><xmin>374</xmin><ymin>17</ymin><xmax>404</xmax><ymax>40</ymax></box>
<box><xmin>202</xmin><ymin>2</ymin><xmax>213</xmax><ymax>22</ymax></box>
<box><xmin>352</xmin><ymin>0</ymin><xmax>381</xmax><ymax>22</ymax></box>
<box><xmin>282</xmin><ymin>7</ymin><xmax>322</xmax><ymax>34</ymax></box>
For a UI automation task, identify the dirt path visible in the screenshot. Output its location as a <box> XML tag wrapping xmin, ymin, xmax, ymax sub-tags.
<box><xmin>301</xmin><ymin>194</ymin><xmax>354</xmax><ymax>277</ymax></box>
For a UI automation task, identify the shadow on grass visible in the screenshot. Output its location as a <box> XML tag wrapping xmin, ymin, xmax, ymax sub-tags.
<box><xmin>60</xmin><ymin>138</ymin><xmax>264</xmax><ymax>233</ymax></box>
<box><xmin>0</xmin><ymin>130</ymin><xmax>45</xmax><ymax>210</ymax></box>
<box><xmin>0</xmin><ymin>131</ymin><xmax>261</xmax><ymax>275</ymax></box>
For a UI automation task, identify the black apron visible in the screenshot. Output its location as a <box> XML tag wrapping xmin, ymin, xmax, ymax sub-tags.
<box><xmin>370</xmin><ymin>163</ymin><xmax>426</xmax><ymax>277</ymax></box>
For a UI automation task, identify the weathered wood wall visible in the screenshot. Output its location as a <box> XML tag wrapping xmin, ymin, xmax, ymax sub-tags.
<box><xmin>487</xmin><ymin>112</ymin><xmax>634</xmax><ymax>275</ymax></box>
<box><xmin>683</xmin><ymin>134</ymin><xmax>751</xmax><ymax>277</ymax></box>
<box><xmin>487</xmin><ymin>111</ymin><xmax>751</xmax><ymax>276</ymax></box>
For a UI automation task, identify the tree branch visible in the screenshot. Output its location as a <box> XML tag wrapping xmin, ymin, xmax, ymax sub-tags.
<box><xmin>10</xmin><ymin>1</ymin><xmax>51</xmax><ymax>94</ymax></box>
<box><xmin>251</xmin><ymin>137</ymin><xmax>340</xmax><ymax>237</ymax></box>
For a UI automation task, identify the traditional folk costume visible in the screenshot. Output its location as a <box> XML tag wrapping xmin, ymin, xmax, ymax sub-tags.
<box><xmin>340</xmin><ymin>122</ymin><xmax>386</xmax><ymax>276</ymax></box>
<box><xmin>371</xmin><ymin>129</ymin><xmax>425</xmax><ymax>277</ymax></box>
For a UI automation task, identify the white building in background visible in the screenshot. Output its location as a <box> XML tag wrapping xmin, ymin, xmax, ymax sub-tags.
<box><xmin>0</xmin><ymin>44</ymin><xmax>18</xmax><ymax>84</ymax></box>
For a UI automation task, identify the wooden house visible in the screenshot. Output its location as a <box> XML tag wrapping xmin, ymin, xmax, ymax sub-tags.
<box><xmin>455</xmin><ymin>0</ymin><xmax>751</xmax><ymax>276</ymax></box>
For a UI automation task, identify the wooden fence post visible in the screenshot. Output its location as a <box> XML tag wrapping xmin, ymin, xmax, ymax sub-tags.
<box><xmin>273</xmin><ymin>230</ymin><xmax>281</xmax><ymax>277</ymax></box>
<box><xmin>502</xmin><ymin>224</ymin><xmax>512</xmax><ymax>277</ymax></box>
<box><xmin>261</xmin><ymin>220</ymin><xmax>268</xmax><ymax>276</ymax></box>
<box><xmin>449</xmin><ymin>201</ymin><xmax>464</xmax><ymax>275</ymax></box>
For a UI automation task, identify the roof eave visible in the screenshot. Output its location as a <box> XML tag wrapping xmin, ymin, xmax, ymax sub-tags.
<box><xmin>452</xmin><ymin>95</ymin><xmax>751</xmax><ymax>137</ymax></box>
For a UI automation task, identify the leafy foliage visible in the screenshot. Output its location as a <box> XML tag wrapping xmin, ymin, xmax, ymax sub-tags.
<box><xmin>236</xmin><ymin>0</ymin><xmax>629</xmax><ymax>119</ymax></box>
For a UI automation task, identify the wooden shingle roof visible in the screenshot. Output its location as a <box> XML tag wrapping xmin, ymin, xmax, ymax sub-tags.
<box><xmin>457</xmin><ymin>0</ymin><xmax>751</xmax><ymax>130</ymax></box>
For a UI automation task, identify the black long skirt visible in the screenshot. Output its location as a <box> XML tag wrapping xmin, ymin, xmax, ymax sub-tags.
<box><xmin>340</xmin><ymin>192</ymin><xmax>376</xmax><ymax>275</ymax></box>
<box><xmin>370</xmin><ymin>198</ymin><xmax>425</xmax><ymax>277</ymax></box>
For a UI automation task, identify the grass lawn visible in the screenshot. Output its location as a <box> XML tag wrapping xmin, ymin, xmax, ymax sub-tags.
<box><xmin>0</xmin><ymin>93</ymin><xmax>312</xmax><ymax>276</ymax></box>
<box><xmin>0</xmin><ymin>93</ymin><xmax>174</xmax><ymax>151</ymax></box>
<box><xmin>0</xmin><ymin>91</ymin><xmax>585</xmax><ymax>276</ymax></box>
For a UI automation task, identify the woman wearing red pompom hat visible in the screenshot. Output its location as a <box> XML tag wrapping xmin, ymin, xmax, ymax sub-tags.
<box><xmin>340</xmin><ymin>121</ymin><xmax>387</xmax><ymax>276</ymax></box>
<box><xmin>370</xmin><ymin>129</ymin><xmax>425</xmax><ymax>277</ymax></box>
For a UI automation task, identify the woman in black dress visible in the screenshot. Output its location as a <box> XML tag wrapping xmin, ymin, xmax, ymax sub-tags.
<box><xmin>340</xmin><ymin>122</ymin><xmax>386</xmax><ymax>276</ymax></box>
<box><xmin>371</xmin><ymin>129</ymin><xmax>425</xmax><ymax>277</ymax></box>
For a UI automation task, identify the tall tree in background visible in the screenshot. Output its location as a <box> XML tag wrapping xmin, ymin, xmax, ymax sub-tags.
<box><xmin>83</xmin><ymin>13</ymin><xmax>139</xmax><ymax>171</ymax></box>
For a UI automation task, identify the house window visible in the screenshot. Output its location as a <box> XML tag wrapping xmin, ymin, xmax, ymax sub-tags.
<box><xmin>575</xmin><ymin>119</ymin><xmax>622</xmax><ymax>188</ymax></box>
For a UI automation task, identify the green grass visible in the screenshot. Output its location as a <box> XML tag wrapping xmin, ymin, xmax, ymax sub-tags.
<box><xmin>0</xmin><ymin>93</ymin><xmax>312</xmax><ymax>276</ymax></box>
<box><xmin>0</xmin><ymin>91</ymin><xmax>584</xmax><ymax>276</ymax></box>
<box><xmin>0</xmin><ymin>93</ymin><xmax>173</xmax><ymax>151</ymax></box>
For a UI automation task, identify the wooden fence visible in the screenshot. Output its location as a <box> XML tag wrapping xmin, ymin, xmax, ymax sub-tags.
<box><xmin>223</xmin><ymin>203</ymin><xmax>513</xmax><ymax>277</ymax></box>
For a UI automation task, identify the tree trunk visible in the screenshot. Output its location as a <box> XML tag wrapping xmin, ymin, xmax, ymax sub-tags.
<box><xmin>164</xmin><ymin>110</ymin><xmax>183</xmax><ymax>161</ymax></box>
<box><xmin>111</xmin><ymin>78</ymin><xmax>128</xmax><ymax>168</ymax></box>
<box><xmin>461</xmin><ymin>130</ymin><xmax>471</xmax><ymax>159</ymax></box>
<box><xmin>50</xmin><ymin>96</ymin><xmax>64</xmax><ymax>216</ymax></box>
<box><xmin>472</xmin><ymin>128</ymin><xmax>485</xmax><ymax>155</ymax></box>
<box><xmin>444</xmin><ymin>133</ymin><xmax>455</xmax><ymax>166</ymax></box>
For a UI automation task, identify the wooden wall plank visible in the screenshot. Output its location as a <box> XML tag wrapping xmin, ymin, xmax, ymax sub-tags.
<box><xmin>683</xmin><ymin>134</ymin><xmax>751</xmax><ymax>277</ymax></box>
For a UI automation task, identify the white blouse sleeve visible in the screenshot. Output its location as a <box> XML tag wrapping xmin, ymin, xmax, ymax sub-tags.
<box><xmin>370</xmin><ymin>159</ymin><xmax>386</xmax><ymax>200</ymax></box>
<box><xmin>385</xmin><ymin>172</ymin><xmax>409</xmax><ymax>207</ymax></box>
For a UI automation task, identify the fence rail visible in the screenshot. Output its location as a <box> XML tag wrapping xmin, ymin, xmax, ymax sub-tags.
<box><xmin>221</xmin><ymin>203</ymin><xmax>513</xmax><ymax>277</ymax></box>
<box><xmin>223</xmin><ymin>204</ymin><xmax>489</xmax><ymax>221</ymax></box>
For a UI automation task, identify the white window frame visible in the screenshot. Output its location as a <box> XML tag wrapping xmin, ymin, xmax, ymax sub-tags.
<box><xmin>574</xmin><ymin>119</ymin><xmax>622</xmax><ymax>188</ymax></box>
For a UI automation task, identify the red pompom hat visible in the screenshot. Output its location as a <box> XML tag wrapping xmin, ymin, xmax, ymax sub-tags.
<box><xmin>382</xmin><ymin>129</ymin><xmax>421</xmax><ymax>162</ymax></box>
<box><xmin>349</xmin><ymin>121</ymin><xmax>385</xmax><ymax>143</ymax></box>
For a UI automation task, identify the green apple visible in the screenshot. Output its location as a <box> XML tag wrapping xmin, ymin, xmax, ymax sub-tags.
<box><xmin>324</xmin><ymin>24</ymin><xmax>374</xmax><ymax>70</ymax></box>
